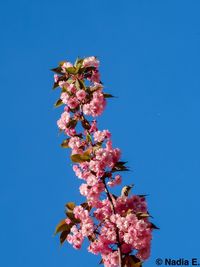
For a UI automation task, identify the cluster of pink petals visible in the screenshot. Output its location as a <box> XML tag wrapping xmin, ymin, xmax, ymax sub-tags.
<box><xmin>102</xmin><ymin>251</ymin><xmax>119</xmax><ymax>267</ymax></box>
<box><xmin>107</xmin><ymin>174</ymin><xmax>122</xmax><ymax>187</ymax></box>
<box><xmin>71</xmin><ymin>137</ymin><xmax>121</xmax><ymax>207</ymax></box>
<box><xmin>62</xmin><ymin>61</ymin><xmax>73</xmax><ymax>69</ymax></box>
<box><xmin>82</xmin><ymin>89</ymin><xmax>106</xmax><ymax>117</ymax></box>
<box><xmin>67</xmin><ymin>225</ymin><xmax>84</xmax><ymax>249</ymax></box>
<box><xmin>82</xmin><ymin>56</ymin><xmax>99</xmax><ymax>68</ymax></box>
<box><xmin>91</xmin><ymin>141</ymin><xmax>120</xmax><ymax>173</ymax></box>
<box><xmin>93</xmin><ymin>130</ymin><xmax>111</xmax><ymax>142</ymax></box>
<box><xmin>67</xmin><ymin>206</ymin><xmax>95</xmax><ymax>249</ymax></box>
<box><xmin>74</xmin><ymin>206</ymin><xmax>94</xmax><ymax>237</ymax></box>
<box><xmin>57</xmin><ymin>110</ymin><xmax>70</xmax><ymax>130</ymax></box>
<box><xmin>79</xmin><ymin>182</ymin><xmax>105</xmax><ymax>206</ymax></box>
<box><xmin>112</xmin><ymin>213</ymin><xmax>151</xmax><ymax>260</ymax></box>
<box><xmin>87</xmin><ymin>196</ymin><xmax>151</xmax><ymax>263</ymax></box>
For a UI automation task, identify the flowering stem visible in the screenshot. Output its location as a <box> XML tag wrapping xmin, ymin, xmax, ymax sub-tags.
<box><xmin>53</xmin><ymin>56</ymin><xmax>154</xmax><ymax>267</ymax></box>
<box><xmin>103</xmin><ymin>179</ymin><xmax>122</xmax><ymax>267</ymax></box>
<box><xmin>81</xmin><ymin>114</ymin><xmax>122</xmax><ymax>266</ymax></box>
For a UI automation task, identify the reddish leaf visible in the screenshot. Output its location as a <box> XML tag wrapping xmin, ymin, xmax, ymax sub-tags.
<box><xmin>60</xmin><ymin>230</ymin><xmax>70</xmax><ymax>245</ymax></box>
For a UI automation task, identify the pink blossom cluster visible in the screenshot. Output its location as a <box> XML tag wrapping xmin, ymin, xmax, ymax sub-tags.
<box><xmin>55</xmin><ymin>56</ymin><xmax>104</xmax><ymax>121</ymax></box>
<box><xmin>53</xmin><ymin>57</ymin><xmax>154</xmax><ymax>267</ymax></box>
<box><xmin>90</xmin><ymin>196</ymin><xmax>151</xmax><ymax>262</ymax></box>
<box><xmin>67</xmin><ymin>206</ymin><xmax>94</xmax><ymax>249</ymax></box>
<box><xmin>57</xmin><ymin>109</ymin><xmax>70</xmax><ymax>130</ymax></box>
<box><xmin>107</xmin><ymin>198</ymin><xmax>150</xmax><ymax>256</ymax></box>
<box><xmin>71</xmin><ymin>135</ymin><xmax>122</xmax><ymax>208</ymax></box>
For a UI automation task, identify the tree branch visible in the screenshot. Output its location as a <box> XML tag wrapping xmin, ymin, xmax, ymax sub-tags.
<box><xmin>102</xmin><ymin>179</ymin><xmax>122</xmax><ymax>267</ymax></box>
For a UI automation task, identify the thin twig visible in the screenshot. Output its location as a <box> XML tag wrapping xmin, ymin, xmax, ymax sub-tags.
<box><xmin>103</xmin><ymin>179</ymin><xmax>122</xmax><ymax>267</ymax></box>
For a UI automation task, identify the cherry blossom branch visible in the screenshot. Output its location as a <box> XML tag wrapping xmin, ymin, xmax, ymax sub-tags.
<box><xmin>52</xmin><ymin>56</ymin><xmax>157</xmax><ymax>267</ymax></box>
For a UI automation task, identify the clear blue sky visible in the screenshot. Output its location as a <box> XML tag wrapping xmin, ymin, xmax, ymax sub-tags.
<box><xmin>1</xmin><ymin>1</ymin><xmax>200</xmax><ymax>266</ymax></box>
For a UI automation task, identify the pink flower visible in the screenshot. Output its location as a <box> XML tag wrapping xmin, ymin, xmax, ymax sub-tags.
<box><xmin>58</xmin><ymin>80</ymin><xmax>68</xmax><ymax>88</ymax></box>
<box><xmin>60</xmin><ymin>92</ymin><xmax>69</xmax><ymax>104</ymax></box>
<box><xmin>67</xmin><ymin>97</ymin><xmax>79</xmax><ymax>109</ymax></box>
<box><xmin>68</xmin><ymin>232</ymin><xmax>84</xmax><ymax>249</ymax></box>
<box><xmin>82</xmin><ymin>56</ymin><xmax>99</xmax><ymax>68</ymax></box>
<box><xmin>107</xmin><ymin>175</ymin><xmax>122</xmax><ymax>187</ymax></box>
<box><xmin>73</xmin><ymin>206</ymin><xmax>85</xmax><ymax>219</ymax></box>
<box><xmin>88</xmin><ymin>239</ymin><xmax>111</xmax><ymax>255</ymax></box>
<box><xmin>81</xmin><ymin>219</ymin><xmax>94</xmax><ymax>237</ymax></box>
<box><xmin>65</xmin><ymin>128</ymin><xmax>77</xmax><ymax>137</ymax></box>
<box><xmin>86</xmin><ymin>173</ymin><xmax>98</xmax><ymax>186</ymax></box>
<box><xmin>73</xmin><ymin>165</ymin><xmax>83</xmax><ymax>179</ymax></box>
<box><xmin>121</xmin><ymin>243</ymin><xmax>132</xmax><ymax>254</ymax></box>
<box><xmin>63</xmin><ymin>61</ymin><xmax>73</xmax><ymax>68</ymax></box>
<box><xmin>102</xmin><ymin>251</ymin><xmax>119</xmax><ymax>267</ymax></box>
<box><xmin>79</xmin><ymin>183</ymin><xmax>89</xmax><ymax>197</ymax></box>
<box><xmin>64</xmin><ymin>106</ymin><xmax>70</xmax><ymax>112</ymax></box>
<box><xmin>90</xmin><ymin>82</ymin><xmax>103</xmax><ymax>91</ymax></box>
<box><xmin>68</xmin><ymin>136</ymin><xmax>82</xmax><ymax>149</ymax></box>
<box><xmin>90</xmin><ymin>70</ymin><xmax>100</xmax><ymax>83</ymax></box>
<box><xmin>61</xmin><ymin>61</ymin><xmax>73</xmax><ymax>73</ymax></box>
<box><xmin>76</xmin><ymin>89</ymin><xmax>86</xmax><ymax>101</ymax></box>
<box><xmin>58</xmin><ymin>82</ymin><xmax>76</xmax><ymax>94</ymax></box>
<box><xmin>101</xmin><ymin>224</ymin><xmax>117</xmax><ymax>243</ymax></box>
<box><xmin>93</xmin><ymin>130</ymin><xmax>111</xmax><ymax>143</ymax></box>
<box><xmin>67</xmin><ymin>83</ymin><xmax>77</xmax><ymax>94</ymax></box>
<box><xmin>82</xmin><ymin>90</ymin><xmax>106</xmax><ymax>117</ymax></box>
<box><xmin>57</xmin><ymin>111</ymin><xmax>70</xmax><ymax>130</ymax></box>
<box><xmin>136</xmin><ymin>247</ymin><xmax>151</xmax><ymax>260</ymax></box>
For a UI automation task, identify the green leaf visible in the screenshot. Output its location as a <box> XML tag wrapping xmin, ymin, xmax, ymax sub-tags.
<box><xmin>75</xmin><ymin>79</ymin><xmax>80</xmax><ymax>90</ymax></box>
<box><xmin>54</xmin><ymin>99</ymin><xmax>63</xmax><ymax>108</ymax></box>
<box><xmin>53</xmin><ymin>82</ymin><xmax>59</xmax><ymax>89</ymax></box>
<box><xmin>78</xmin><ymin>66</ymin><xmax>96</xmax><ymax>75</ymax></box>
<box><xmin>70</xmin><ymin>151</ymin><xmax>91</xmax><ymax>163</ymax></box>
<box><xmin>86</xmin><ymin>134</ymin><xmax>92</xmax><ymax>143</ymax></box>
<box><xmin>89</xmin><ymin>83</ymin><xmax>103</xmax><ymax>92</ymax></box>
<box><xmin>66</xmin><ymin>211</ymin><xmax>80</xmax><ymax>224</ymax></box>
<box><xmin>84</xmin><ymin>66</ymin><xmax>96</xmax><ymax>72</ymax></box>
<box><xmin>59</xmin><ymin>61</ymin><xmax>66</xmax><ymax>66</ymax></box>
<box><xmin>74</xmin><ymin>57</ymin><xmax>84</xmax><ymax>67</ymax></box>
<box><xmin>66</xmin><ymin>119</ymin><xmax>77</xmax><ymax>129</ymax></box>
<box><xmin>81</xmin><ymin>202</ymin><xmax>92</xmax><ymax>211</ymax></box>
<box><xmin>66</xmin><ymin>202</ymin><xmax>76</xmax><ymax>211</ymax></box>
<box><xmin>76</xmin><ymin>64</ymin><xmax>82</xmax><ymax>73</ymax></box>
<box><xmin>138</xmin><ymin>194</ymin><xmax>148</xmax><ymax>198</ymax></box>
<box><xmin>123</xmin><ymin>255</ymin><xmax>142</xmax><ymax>267</ymax></box>
<box><xmin>136</xmin><ymin>212</ymin><xmax>150</xmax><ymax>219</ymax></box>
<box><xmin>150</xmin><ymin>223</ymin><xmax>160</xmax><ymax>230</ymax></box>
<box><xmin>55</xmin><ymin>219</ymin><xmax>72</xmax><ymax>235</ymax></box>
<box><xmin>60</xmin><ymin>230</ymin><xmax>70</xmax><ymax>245</ymax></box>
<box><xmin>116</xmin><ymin>161</ymin><xmax>127</xmax><ymax>166</ymax></box>
<box><xmin>75</xmin><ymin>59</ymin><xmax>83</xmax><ymax>73</ymax></box>
<box><xmin>81</xmin><ymin>119</ymin><xmax>91</xmax><ymax>130</ymax></box>
<box><xmin>103</xmin><ymin>93</ymin><xmax>115</xmax><ymax>98</ymax></box>
<box><xmin>111</xmin><ymin>162</ymin><xmax>129</xmax><ymax>172</ymax></box>
<box><xmin>133</xmin><ymin>263</ymin><xmax>142</xmax><ymax>267</ymax></box>
<box><xmin>77</xmin><ymin>79</ymin><xmax>86</xmax><ymax>90</ymax></box>
<box><xmin>51</xmin><ymin>67</ymin><xmax>63</xmax><ymax>74</ymax></box>
<box><xmin>66</xmin><ymin>67</ymin><xmax>76</xmax><ymax>74</ymax></box>
<box><xmin>61</xmin><ymin>139</ymin><xmax>70</xmax><ymax>148</ymax></box>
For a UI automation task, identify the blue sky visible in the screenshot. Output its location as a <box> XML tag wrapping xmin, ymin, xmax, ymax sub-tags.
<box><xmin>1</xmin><ymin>1</ymin><xmax>200</xmax><ymax>266</ymax></box>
